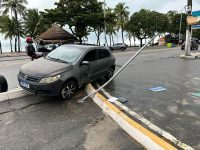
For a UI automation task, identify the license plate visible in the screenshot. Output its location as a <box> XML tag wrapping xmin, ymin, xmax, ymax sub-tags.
<box><xmin>20</xmin><ymin>81</ymin><xmax>30</xmax><ymax>89</ymax></box>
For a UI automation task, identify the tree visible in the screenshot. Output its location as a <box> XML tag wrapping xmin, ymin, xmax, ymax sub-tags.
<box><xmin>114</xmin><ymin>3</ymin><xmax>129</xmax><ymax>43</ymax></box>
<box><xmin>54</xmin><ymin>0</ymin><xmax>103</xmax><ymax>44</ymax></box>
<box><xmin>23</xmin><ymin>9</ymin><xmax>50</xmax><ymax>39</ymax></box>
<box><xmin>192</xmin><ymin>29</ymin><xmax>200</xmax><ymax>40</ymax></box>
<box><xmin>0</xmin><ymin>0</ymin><xmax>28</xmax><ymax>52</ymax></box>
<box><xmin>127</xmin><ymin>9</ymin><xmax>151</xmax><ymax>47</ymax></box>
<box><xmin>167</xmin><ymin>11</ymin><xmax>187</xmax><ymax>35</ymax></box>
<box><xmin>105</xmin><ymin>8</ymin><xmax>117</xmax><ymax>46</ymax></box>
<box><xmin>0</xmin><ymin>15</ymin><xmax>17</xmax><ymax>52</ymax></box>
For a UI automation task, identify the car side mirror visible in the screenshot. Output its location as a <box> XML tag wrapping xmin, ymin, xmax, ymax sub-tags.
<box><xmin>81</xmin><ymin>61</ymin><xmax>90</xmax><ymax>65</ymax></box>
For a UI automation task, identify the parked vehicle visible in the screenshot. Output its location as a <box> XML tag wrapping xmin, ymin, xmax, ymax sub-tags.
<box><xmin>181</xmin><ymin>40</ymin><xmax>199</xmax><ymax>50</ymax></box>
<box><xmin>109</xmin><ymin>43</ymin><xmax>127</xmax><ymax>51</ymax></box>
<box><xmin>18</xmin><ymin>45</ymin><xmax>115</xmax><ymax>100</ymax></box>
<box><xmin>0</xmin><ymin>75</ymin><xmax>8</xmax><ymax>93</ymax></box>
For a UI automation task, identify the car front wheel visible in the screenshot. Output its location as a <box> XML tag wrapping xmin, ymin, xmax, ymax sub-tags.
<box><xmin>61</xmin><ymin>80</ymin><xmax>77</xmax><ymax>100</ymax></box>
<box><xmin>105</xmin><ymin>67</ymin><xmax>115</xmax><ymax>80</ymax></box>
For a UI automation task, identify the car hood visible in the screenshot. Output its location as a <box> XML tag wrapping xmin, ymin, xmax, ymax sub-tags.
<box><xmin>20</xmin><ymin>57</ymin><xmax>73</xmax><ymax>77</ymax></box>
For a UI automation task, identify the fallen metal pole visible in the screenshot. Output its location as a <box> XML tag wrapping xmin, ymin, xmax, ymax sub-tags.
<box><xmin>80</xmin><ymin>34</ymin><xmax>159</xmax><ymax>102</ymax></box>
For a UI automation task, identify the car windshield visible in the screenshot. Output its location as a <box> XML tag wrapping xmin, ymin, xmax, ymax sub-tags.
<box><xmin>46</xmin><ymin>46</ymin><xmax>83</xmax><ymax>63</ymax></box>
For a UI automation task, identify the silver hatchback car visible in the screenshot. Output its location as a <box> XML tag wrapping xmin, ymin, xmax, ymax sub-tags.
<box><xmin>18</xmin><ymin>45</ymin><xmax>115</xmax><ymax>100</ymax></box>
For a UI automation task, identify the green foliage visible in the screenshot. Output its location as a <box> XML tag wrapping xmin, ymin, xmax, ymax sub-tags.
<box><xmin>23</xmin><ymin>9</ymin><xmax>50</xmax><ymax>39</ymax></box>
<box><xmin>126</xmin><ymin>9</ymin><xmax>170</xmax><ymax>47</ymax></box>
<box><xmin>193</xmin><ymin>29</ymin><xmax>200</xmax><ymax>39</ymax></box>
<box><xmin>0</xmin><ymin>15</ymin><xmax>17</xmax><ymax>39</ymax></box>
<box><xmin>53</xmin><ymin>0</ymin><xmax>103</xmax><ymax>43</ymax></box>
<box><xmin>167</xmin><ymin>11</ymin><xmax>187</xmax><ymax>35</ymax></box>
<box><xmin>0</xmin><ymin>0</ymin><xmax>28</xmax><ymax>52</ymax></box>
<box><xmin>114</xmin><ymin>3</ymin><xmax>129</xmax><ymax>43</ymax></box>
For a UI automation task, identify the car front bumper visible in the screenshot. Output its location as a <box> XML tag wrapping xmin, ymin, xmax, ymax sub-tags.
<box><xmin>18</xmin><ymin>74</ymin><xmax>64</xmax><ymax>96</ymax></box>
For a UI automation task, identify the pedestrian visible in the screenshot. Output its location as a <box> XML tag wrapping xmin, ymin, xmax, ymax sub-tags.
<box><xmin>0</xmin><ymin>40</ymin><xmax>2</xmax><ymax>54</ymax></box>
<box><xmin>25</xmin><ymin>37</ymin><xmax>37</xmax><ymax>61</ymax></box>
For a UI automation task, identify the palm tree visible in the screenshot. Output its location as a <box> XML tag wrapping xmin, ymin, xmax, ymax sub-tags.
<box><xmin>0</xmin><ymin>0</ymin><xmax>28</xmax><ymax>52</ymax></box>
<box><xmin>23</xmin><ymin>9</ymin><xmax>48</xmax><ymax>39</ymax></box>
<box><xmin>114</xmin><ymin>3</ymin><xmax>129</xmax><ymax>43</ymax></box>
<box><xmin>126</xmin><ymin>32</ymin><xmax>132</xmax><ymax>47</ymax></box>
<box><xmin>0</xmin><ymin>16</ymin><xmax>17</xmax><ymax>52</ymax></box>
<box><xmin>105</xmin><ymin>8</ymin><xmax>117</xmax><ymax>46</ymax></box>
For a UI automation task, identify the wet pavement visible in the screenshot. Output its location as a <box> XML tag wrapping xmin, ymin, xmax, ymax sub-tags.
<box><xmin>102</xmin><ymin>48</ymin><xmax>200</xmax><ymax>149</ymax></box>
<box><xmin>0</xmin><ymin>92</ymin><xmax>142</xmax><ymax>150</ymax></box>
<box><xmin>2</xmin><ymin>47</ymin><xmax>200</xmax><ymax>149</ymax></box>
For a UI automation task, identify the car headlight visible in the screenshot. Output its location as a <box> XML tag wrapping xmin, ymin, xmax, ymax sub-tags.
<box><xmin>39</xmin><ymin>75</ymin><xmax>60</xmax><ymax>84</ymax></box>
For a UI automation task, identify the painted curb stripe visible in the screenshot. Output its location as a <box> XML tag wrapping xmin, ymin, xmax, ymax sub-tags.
<box><xmin>86</xmin><ymin>84</ymin><xmax>177</xmax><ymax>150</ymax></box>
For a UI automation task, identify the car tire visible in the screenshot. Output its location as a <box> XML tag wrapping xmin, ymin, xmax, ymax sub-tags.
<box><xmin>110</xmin><ymin>47</ymin><xmax>113</xmax><ymax>51</ymax></box>
<box><xmin>105</xmin><ymin>67</ymin><xmax>115</xmax><ymax>80</ymax></box>
<box><xmin>0</xmin><ymin>75</ymin><xmax>8</xmax><ymax>93</ymax></box>
<box><xmin>60</xmin><ymin>80</ymin><xmax>77</xmax><ymax>100</ymax></box>
<box><xmin>120</xmin><ymin>47</ymin><xmax>125</xmax><ymax>51</ymax></box>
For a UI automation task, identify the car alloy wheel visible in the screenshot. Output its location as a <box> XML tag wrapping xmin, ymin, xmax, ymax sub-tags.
<box><xmin>61</xmin><ymin>81</ymin><xmax>77</xmax><ymax>100</ymax></box>
<box><xmin>105</xmin><ymin>67</ymin><xmax>114</xmax><ymax>80</ymax></box>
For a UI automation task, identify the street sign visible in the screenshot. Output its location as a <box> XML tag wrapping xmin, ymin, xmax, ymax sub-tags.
<box><xmin>187</xmin><ymin>16</ymin><xmax>200</xmax><ymax>25</ymax></box>
<box><xmin>192</xmin><ymin>24</ymin><xmax>200</xmax><ymax>29</ymax></box>
<box><xmin>192</xmin><ymin>10</ymin><xmax>200</xmax><ymax>17</ymax></box>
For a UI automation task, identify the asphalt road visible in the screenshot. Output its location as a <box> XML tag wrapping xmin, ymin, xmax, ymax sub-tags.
<box><xmin>0</xmin><ymin>91</ymin><xmax>142</xmax><ymax>150</ymax></box>
<box><xmin>99</xmin><ymin>48</ymin><xmax>200</xmax><ymax>149</ymax></box>
<box><xmin>0</xmin><ymin>58</ymin><xmax>30</xmax><ymax>89</ymax></box>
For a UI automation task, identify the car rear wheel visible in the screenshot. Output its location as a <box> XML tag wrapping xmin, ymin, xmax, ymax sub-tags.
<box><xmin>105</xmin><ymin>67</ymin><xmax>114</xmax><ymax>80</ymax></box>
<box><xmin>0</xmin><ymin>75</ymin><xmax>8</xmax><ymax>93</ymax></box>
<box><xmin>61</xmin><ymin>81</ymin><xmax>77</xmax><ymax>100</ymax></box>
<box><xmin>120</xmin><ymin>47</ymin><xmax>125</xmax><ymax>51</ymax></box>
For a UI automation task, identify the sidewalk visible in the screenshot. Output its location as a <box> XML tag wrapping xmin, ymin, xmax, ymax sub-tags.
<box><xmin>0</xmin><ymin>52</ymin><xmax>27</xmax><ymax>58</ymax></box>
<box><xmin>180</xmin><ymin>51</ymin><xmax>200</xmax><ymax>59</ymax></box>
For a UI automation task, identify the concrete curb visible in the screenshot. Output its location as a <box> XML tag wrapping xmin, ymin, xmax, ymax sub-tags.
<box><xmin>0</xmin><ymin>88</ymin><xmax>30</xmax><ymax>102</ymax></box>
<box><xmin>180</xmin><ymin>54</ymin><xmax>200</xmax><ymax>59</ymax></box>
<box><xmin>85</xmin><ymin>83</ymin><xmax>177</xmax><ymax>150</ymax></box>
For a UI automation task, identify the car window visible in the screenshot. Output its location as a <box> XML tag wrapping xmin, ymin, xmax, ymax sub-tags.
<box><xmin>83</xmin><ymin>50</ymin><xmax>97</xmax><ymax>62</ymax></box>
<box><xmin>47</xmin><ymin>45</ymin><xmax>83</xmax><ymax>63</ymax></box>
<box><xmin>98</xmin><ymin>49</ymin><xmax>111</xmax><ymax>59</ymax></box>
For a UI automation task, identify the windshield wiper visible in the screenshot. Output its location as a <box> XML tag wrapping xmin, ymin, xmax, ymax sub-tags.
<box><xmin>46</xmin><ymin>56</ymin><xmax>68</xmax><ymax>63</ymax></box>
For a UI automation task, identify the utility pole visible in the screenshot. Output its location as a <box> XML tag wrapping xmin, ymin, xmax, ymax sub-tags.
<box><xmin>185</xmin><ymin>0</ymin><xmax>192</xmax><ymax>56</ymax></box>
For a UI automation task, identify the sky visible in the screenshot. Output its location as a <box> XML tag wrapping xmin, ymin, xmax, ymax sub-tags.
<box><xmin>1</xmin><ymin>0</ymin><xmax>200</xmax><ymax>51</ymax></box>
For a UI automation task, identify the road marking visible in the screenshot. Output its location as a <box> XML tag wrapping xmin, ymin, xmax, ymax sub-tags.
<box><xmin>114</xmin><ymin>48</ymin><xmax>179</xmax><ymax>56</ymax></box>
<box><xmin>97</xmin><ymin>84</ymin><xmax>194</xmax><ymax>150</ymax></box>
<box><xmin>86</xmin><ymin>83</ymin><xmax>177</xmax><ymax>150</ymax></box>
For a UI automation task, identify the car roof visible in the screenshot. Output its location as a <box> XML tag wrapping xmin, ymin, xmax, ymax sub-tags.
<box><xmin>61</xmin><ymin>44</ymin><xmax>107</xmax><ymax>51</ymax></box>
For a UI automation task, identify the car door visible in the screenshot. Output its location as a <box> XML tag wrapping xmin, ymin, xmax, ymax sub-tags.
<box><xmin>80</xmin><ymin>49</ymin><xmax>98</xmax><ymax>84</ymax></box>
<box><xmin>95</xmin><ymin>49</ymin><xmax>111</xmax><ymax>79</ymax></box>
